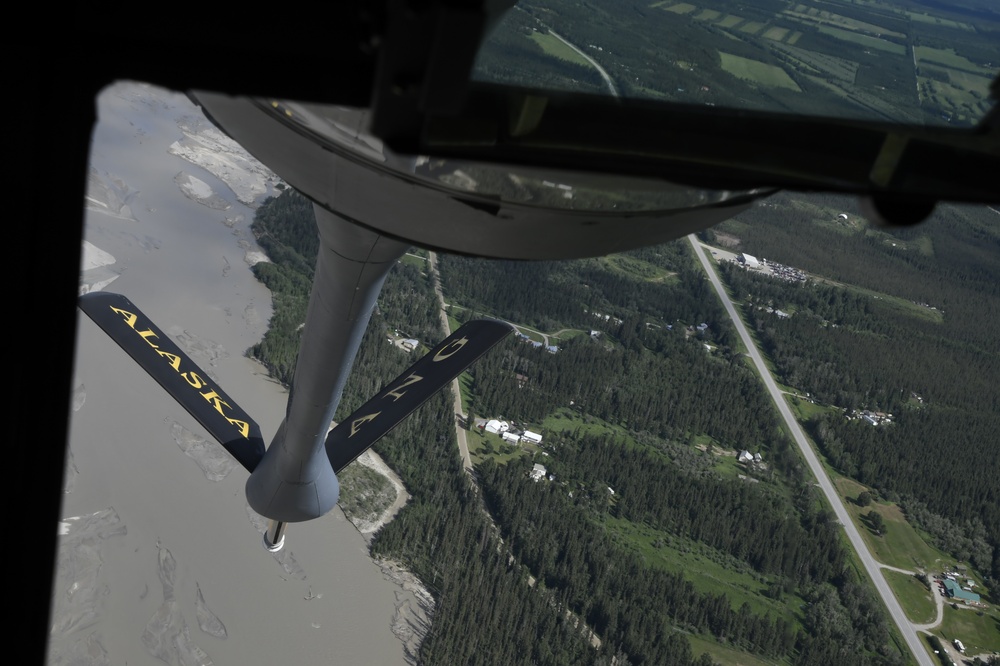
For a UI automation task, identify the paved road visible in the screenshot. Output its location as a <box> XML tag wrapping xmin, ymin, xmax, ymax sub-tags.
<box><xmin>687</xmin><ymin>235</ymin><xmax>932</xmax><ymax>666</ymax></box>
<box><xmin>547</xmin><ymin>28</ymin><xmax>619</xmax><ymax>98</ymax></box>
<box><xmin>427</xmin><ymin>251</ymin><xmax>474</xmax><ymax>471</ymax></box>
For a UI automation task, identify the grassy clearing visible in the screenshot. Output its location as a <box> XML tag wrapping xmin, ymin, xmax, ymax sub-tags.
<box><xmin>551</xmin><ymin>328</ymin><xmax>587</xmax><ymax>342</ymax></box>
<box><xmin>694</xmin><ymin>8</ymin><xmax>720</xmax><ymax>20</ymax></box>
<box><xmin>719</xmin><ymin>53</ymin><xmax>801</xmax><ymax>91</ymax></box>
<box><xmin>883</xmin><ymin>570</ymin><xmax>937</xmax><ymax>624</ymax></box>
<box><xmin>945</xmin><ymin>69</ymin><xmax>994</xmax><ymax>95</ymax></box>
<box><xmin>527</xmin><ymin>31</ymin><xmax>593</xmax><ymax>68</ymax></box>
<box><xmin>832</xmin><ymin>476</ymin><xmax>951</xmax><ymax>571</ymax></box>
<box><xmin>542</xmin><ymin>407</ymin><xmax>639</xmax><ymax>447</ymax></box>
<box><xmin>816</xmin><ymin>26</ymin><xmax>906</xmax><ymax>54</ymax></box>
<box><xmin>400</xmin><ymin>253</ymin><xmax>427</xmax><ymax>269</ymax></box>
<box><xmin>599</xmin><ymin>254</ymin><xmax>678</xmax><ymax>282</ymax></box>
<box><xmin>739</xmin><ymin>21</ymin><xmax>765</xmax><ymax>34</ymax></box>
<box><xmin>914</xmin><ymin>46</ymin><xmax>993</xmax><ymax>75</ymax></box>
<box><xmin>787</xmin><ymin>31</ymin><xmax>802</xmax><ymax>44</ymax></box>
<box><xmin>936</xmin><ymin>604</ymin><xmax>1000</xmax><ymax>654</ymax></box>
<box><xmin>906</xmin><ymin>12</ymin><xmax>972</xmax><ymax>30</ymax></box>
<box><xmin>718</xmin><ymin>14</ymin><xmax>743</xmax><ymax>27</ymax></box>
<box><xmin>783</xmin><ymin>9</ymin><xmax>906</xmax><ymax>38</ymax></box>
<box><xmin>602</xmin><ymin>515</ymin><xmax>808</xmax><ymax>632</ymax></box>
<box><xmin>785</xmin><ymin>394</ymin><xmax>840</xmax><ymax>423</ymax></box>
<box><xmin>686</xmin><ymin>633</ymin><xmax>783</xmax><ymax>666</ymax></box>
<box><xmin>664</xmin><ymin>2</ymin><xmax>698</xmax><ymax>14</ymax></box>
<box><xmin>763</xmin><ymin>26</ymin><xmax>789</xmax><ymax>40</ymax></box>
<box><xmin>467</xmin><ymin>429</ymin><xmax>528</xmax><ymax>466</ymax></box>
<box><xmin>837</xmin><ymin>280</ymin><xmax>944</xmax><ymax>324</ymax></box>
<box><xmin>918</xmin><ymin>78</ymin><xmax>991</xmax><ymax>119</ymax></box>
<box><xmin>515</xmin><ymin>326</ymin><xmax>546</xmax><ymax>343</ymax></box>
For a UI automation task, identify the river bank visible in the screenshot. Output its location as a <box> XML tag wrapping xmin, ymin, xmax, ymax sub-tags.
<box><xmin>53</xmin><ymin>81</ymin><xmax>426</xmax><ymax>666</ymax></box>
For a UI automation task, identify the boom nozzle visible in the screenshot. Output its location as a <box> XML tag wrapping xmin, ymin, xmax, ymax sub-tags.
<box><xmin>263</xmin><ymin>520</ymin><xmax>286</xmax><ymax>552</ymax></box>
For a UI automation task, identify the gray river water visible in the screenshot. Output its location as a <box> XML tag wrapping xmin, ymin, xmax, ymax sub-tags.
<box><xmin>51</xmin><ymin>82</ymin><xmax>412</xmax><ymax>666</ymax></box>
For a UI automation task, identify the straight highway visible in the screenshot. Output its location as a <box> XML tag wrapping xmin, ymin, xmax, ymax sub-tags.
<box><xmin>687</xmin><ymin>235</ymin><xmax>932</xmax><ymax>666</ymax></box>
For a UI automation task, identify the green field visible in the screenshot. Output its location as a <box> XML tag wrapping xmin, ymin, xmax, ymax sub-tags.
<box><xmin>719</xmin><ymin>52</ymin><xmax>801</xmax><ymax>91</ymax></box>
<box><xmin>783</xmin><ymin>8</ymin><xmax>906</xmax><ymax>38</ymax></box>
<box><xmin>883</xmin><ymin>570</ymin><xmax>937</xmax><ymax>624</ymax></box>
<box><xmin>400</xmin><ymin>253</ymin><xmax>427</xmax><ymax>269</ymax></box>
<box><xmin>542</xmin><ymin>407</ymin><xmax>639</xmax><ymax>447</ymax></box>
<box><xmin>603</xmin><ymin>515</ymin><xmax>808</xmax><ymax>630</ymax></box>
<box><xmin>914</xmin><ymin>46</ymin><xmax>993</xmax><ymax>75</ymax></box>
<box><xmin>515</xmin><ymin>326</ymin><xmax>546</xmax><ymax>343</ymax></box>
<box><xmin>946</xmin><ymin>69</ymin><xmax>995</xmax><ymax>95</ymax></box>
<box><xmin>786</xmin><ymin>394</ymin><xmax>840</xmax><ymax>423</ymax></box>
<box><xmin>718</xmin><ymin>14</ymin><xmax>743</xmax><ymax>27</ymax></box>
<box><xmin>664</xmin><ymin>2</ymin><xmax>697</xmax><ymax>14</ymax></box>
<box><xmin>739</xmin><ymin>21</ymin><xmax>765</xmax><ymax>34</ymax></box>
<box><xmin>467</xmin><ymin>429</ymin><xmax>530</xmax><ymax>465</ymax></box>
<box><xmin>599</xmin><ymin>254</ymin><xmax>678</xmax><ymax>282</ymax></box>
<box><xmin>833</xmin><ymin>476</ymin><xmax>951</xmax><ymax>571</ymax></box>
<box><xmin>686</xmin><ymin>632</ymin><xmax>782</xmax><ymax>666</ymax></box>
<box><xmin>936</xmin><ymin>604</ymin><xmax>1000</xmax><ymax>654</ymax></box>
<box><xmin>527</xmin><ymin>31</ymin><xmax>594</xmax><ymax>68</ymax></box>
<box><xmin>906</xmin><ymin>12</ymin><xmax>972</xmax><ymax>30</ymax></box>
<box><xmin>763</xmin><ymin>26</ymin><xmax>789</xmax><ymax>41</ymax></box>
<box><xmin>817</xmin><ymin>26</ymin><xmax>906</xmax><ymax>54</ymax></box>
<box><xmin>694</xmin><ymin>8</ymin><xmax>720</xmax><ymax>20</ymax></box>
<box><xmin>550</xmin><ymin>328</ymin><xmax>587</xmax><ymax>342</ymax></box>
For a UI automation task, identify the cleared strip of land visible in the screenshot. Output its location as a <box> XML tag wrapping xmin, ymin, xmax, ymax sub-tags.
<box><xmin>687</xmin><ymin>235</ymin><xmax>932</xmax><ymax>666</ymax></box>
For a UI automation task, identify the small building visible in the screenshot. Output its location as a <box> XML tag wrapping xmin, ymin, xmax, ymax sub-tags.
<box><xmin>738</xmin><ymin>450</ymin><xmax>753</xmax><ymax>464</ymax></box>
<box><xmin>546</xmin><ymin>345</ymin><xmax>559</xmax><ymax>354</ymax></box>
<box><xmin>485</xmin><ymin>419</ymin><xmax>509</xmax><ymax>435</ymax></box>
<box><xmin>502</xmin><ymin>432</ymin><xmax>521</xmax><ymax>444</ymax></box>
<box><xmin>522</xmin><ymin>431</ymin><xmax>543</xmax><ymax>445</ymax></box>
<box><xmin>401</xmin><ymin>338</ymin><xmax>419</xmax><ymax>351</ymax></box>
<box><xmin>942</xmin><ymin>579</ymin><xmax>980</xmax><ymax>603</ymax></box>
<box><xmin>530</xmin><ymin>464</ymin><xmax>547</xmax><ymax>481</ymax></box>
<box><xmin>741</xmin><ymin>253</ymin><xmax>760</xmax><ymax>268</ymax></box>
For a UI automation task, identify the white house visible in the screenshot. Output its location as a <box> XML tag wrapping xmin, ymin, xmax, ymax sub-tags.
<box><xmin>502</xmin><ymin>432</ymin><xmax>521</xmax><ymax>444</ymax></box>
<box><xmin>741</xmin><ymin>253</ymin><xmax>760</xmax><ymax>268</ymax></box>
<box><xmin>485</xmin><ymin>419</ymin><xmax>510</xmax><ymax>434</ymax></box>
<box><xmin>522</xmin><ymin>430</ymin><xmax>543</xmax><ymax>444</ymax></box>
<box><xmin>530</xmin><ymin>464</ymin><xmax>547</xmax><ymax>481</ymax></box>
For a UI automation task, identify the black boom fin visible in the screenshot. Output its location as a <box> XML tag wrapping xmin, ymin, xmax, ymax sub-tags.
<box><xmin>326</xmin><ymin>319</ymin><xmax>513</xmax><ymax>473</ymax></box>
<box><xmin>78</xmin><ymin>292</ymin><xmax>266</xmax><ymax>472</ymax></box>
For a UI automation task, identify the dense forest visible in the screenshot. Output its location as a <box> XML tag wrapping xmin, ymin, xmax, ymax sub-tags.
<box><xmin>709</xmin><ymin>194</ymin><xmax>1000</xmax><ymax>586</ymax></box>
<box><xmin>474</xmin><ymin>0</ymin><xmax>998</xmax><ymax>124</ymax></box>
<box><xmin>247</xmin><ymin>189</ymin><xmax>909</xmax><ymax>665</ymax></box>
